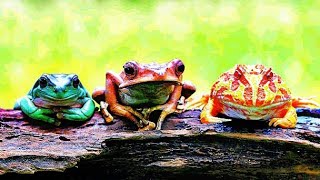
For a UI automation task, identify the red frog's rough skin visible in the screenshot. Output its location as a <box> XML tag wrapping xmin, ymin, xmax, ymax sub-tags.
<box><xmin>92</xmin><ymin>59</ymin><xmax>196</xmax><ymax>131</ymax></box>
<box><xmin>189</xmin><ymin>64</ymin><xmax>319</xmax><ymax>128</ymax></box>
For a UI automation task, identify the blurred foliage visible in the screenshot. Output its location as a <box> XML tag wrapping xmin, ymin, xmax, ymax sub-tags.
<box><xmin>0</xmin><ymin>0</ymin><xmax>319</xmax><ymax>108</ymax></box>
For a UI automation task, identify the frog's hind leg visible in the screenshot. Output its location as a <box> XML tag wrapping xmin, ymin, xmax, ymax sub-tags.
<box><xmin>110</xmin><ymin>104</ymin><xmax>155</xmax><ymax>130</ymax></box>
<box><xmin>200</xmin><ymin>99</ymin><xmax>231</xmax><ymax>124</ymax></box>
<box><xmin>99</xmin><ymin>101</ymin><xmax>114</xmax><ymax>123</ymax></box>
<box><xmin>177</xmin><ymin>81</ymin><xmax>196</xmax><ymax>111</ymax></box>
<box><xmin>269</xmin><ymin>106</ymin><xmax>297</xmax><ymax>128</ymax></box>
<box><xmin>181</xmin><ymin>81</ymin><xmax>197</xmax><ymax>99</ymax></box>
<box><xmin>292</xmin><ymin>97</ymin><xmax>320</xmax><ymax>108</ymax></box>
<box><xmin>186</xmin><ymin>94</ymin><xmax>210</xmax><ymax>110</ymax></box>
<box><xmin>92</xmin><ymin>87</ymin><xmax>106</xmax><ymax>103</ymax></box>
<box><xmin>92</xmin><ymin>88</ymin><xmax>114</xmax><ymax>122</ymax></box>
<box><xmin>17</xmin><ymin>96</ymin><xmax>57</xmax><ymax>125</ymax></box>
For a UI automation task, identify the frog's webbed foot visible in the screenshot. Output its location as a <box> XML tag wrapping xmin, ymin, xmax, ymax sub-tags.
<box><xmin>108</xmin><ymin>103</ymin><xmax>152</xmax><ymax>129</ymax></box>
<box><xmin>138</xmin><ymin>121</ymin><xmax>156</xmax><ymax>131</ymax></box>
<box><xmin>269</xmin><ymin>106</ymin><xmax>297</xmax><ymax>128</ymax></box>
<box><xmin>99</xmin><ymin>102</ymin><xmax>152</xmax><ymax>127</ymax></box>
<box><xmin>143</xmin><ymin>103</ymin><xmax>179</xmax><ymax>130</ymax></box>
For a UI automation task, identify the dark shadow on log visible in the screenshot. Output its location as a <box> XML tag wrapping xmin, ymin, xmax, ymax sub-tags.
<box><xmin>0</xmin><ymin>108</ymin><xmax>319</xmax><ymax>179</ymax></box>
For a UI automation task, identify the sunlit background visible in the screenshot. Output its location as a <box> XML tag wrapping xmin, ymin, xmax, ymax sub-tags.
<box><xmin>0</xmin><ymin>0</ymin><xmax>319</xmax><ymax>108</ymax></box>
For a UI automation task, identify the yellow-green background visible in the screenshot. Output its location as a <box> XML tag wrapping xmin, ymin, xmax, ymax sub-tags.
<box><xmin>0</xmin><ymin>0</ymin><xmax>319</xmax><ymax>108</ymax></box>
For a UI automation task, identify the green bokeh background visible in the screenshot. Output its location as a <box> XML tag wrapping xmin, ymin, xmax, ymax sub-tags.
<box><xmin>0</xmin><ymin>0</ymin><xmax>319</xmax><ymax>108</ymax></box>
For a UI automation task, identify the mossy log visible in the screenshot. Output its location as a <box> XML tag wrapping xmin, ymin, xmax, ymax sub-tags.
<box><xmin>0</xmin><ymin>108</ymin><xmax>319</xmax><ymax>179</ymax></box>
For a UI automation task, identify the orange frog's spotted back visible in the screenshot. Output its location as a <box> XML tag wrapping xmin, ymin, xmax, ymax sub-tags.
<box><xmin>189</xmin><ymin>64</ymin><xmax>319</xmax><ymax>128</ymax></box>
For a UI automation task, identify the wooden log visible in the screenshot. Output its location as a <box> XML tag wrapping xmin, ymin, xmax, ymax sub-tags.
<box><xmin>0</xmin><ymin>109</ymin><xmax>319</xmax><ymax>179</ymax></box>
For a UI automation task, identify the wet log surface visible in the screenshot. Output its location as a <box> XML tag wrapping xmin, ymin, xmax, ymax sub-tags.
<box><xmin>0</xmin><ymin>108</ymin><xmax>319</xmax><ymax>179</ymax></box>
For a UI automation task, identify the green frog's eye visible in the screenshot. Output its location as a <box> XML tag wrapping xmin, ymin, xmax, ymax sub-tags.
<box><xmin>72</xmin><ymin>76</ymin><xmax>80</xmax><ymax>88</ymax></box>
<box><xmin>175</xmin><ymin>60</ymin><xmax>185</xmax><ymax>76</ymax></box>
<box><xmin>123</xmin><ymin>62</ymin><xmax>137</xmax><ymax>79</ymax></box>
<box><xmin>39</xmin><ymin>77</ymin><xmax>47</xmax><ymax>88</ymax></box>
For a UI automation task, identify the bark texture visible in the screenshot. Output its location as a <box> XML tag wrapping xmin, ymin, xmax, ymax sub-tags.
<box><xmin>0</xmin><ymin>108</ymin><xmax>319</xmax><ymax>179</ymax></box>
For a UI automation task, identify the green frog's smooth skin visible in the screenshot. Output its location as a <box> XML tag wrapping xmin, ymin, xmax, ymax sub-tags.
<box><xmin>14</xmin><ymin>74</ymin><xmax>95</xmax><ymax>125</ymax></box>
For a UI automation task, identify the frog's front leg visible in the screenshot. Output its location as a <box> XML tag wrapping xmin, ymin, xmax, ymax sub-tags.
<box><xmin>177</xmin><ymin>81</ymin><xmax>197</xmax><ymax>110</ymax></box>
<box><xmin>14</xmin><ymin>96</ymin><xmax>57</xmax><ymax>124</ymax></box>
<box><xmin>269</xmin><ymin>106</ymin><xmax>297</xmax><ymax>128</ymax></box>
<box><xmin>144</xmin><ymin>82</ymin><xmax>196</xmax><ymax>130</ymax></box>
<box><xmin>145</xmin><ymin>85</ymin><xmax>184</xmax><ymax>130</ymax></box>
<box><xmin>61</xmin><ymin>98</ymin><xmax>95</xmax><ymax>121</ymax></box>
<box><xmin>105</xmin><ymin>72</ymin><xmax>155</xmax><ymax>130</ymax></box>
<box><xmin>92</xmin><ymin>88</ymin><xmax>114</xmax><ymax>123</ymax></box>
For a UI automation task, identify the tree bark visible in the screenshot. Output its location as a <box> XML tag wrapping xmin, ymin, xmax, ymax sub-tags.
<box><xmin>0</xmin><ymin>108</ymin><xmax>319</xmax><ymax>179</ymax></box>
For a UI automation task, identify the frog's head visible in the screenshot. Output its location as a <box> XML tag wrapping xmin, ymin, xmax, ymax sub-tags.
<box><xmin>213</xmin><ymin>64</ymin><xmax>291</xmax><ymax>108</ymax></box>
<box><xmin>31</xmin><ymin>74</ymin><xmax>88</xmax><ymax>105</ymax></box>
<box><xmin>119</xmin><ymin>59</ymin><xmax>185</xmax><ymax>88</ymax></box>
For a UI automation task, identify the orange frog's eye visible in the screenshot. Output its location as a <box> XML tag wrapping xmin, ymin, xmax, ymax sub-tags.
<box><xmin>123</xmin><ymin>62</ymin><xmax>138</xmax><ymax>79</ymax></box>
<box><xmin>234</xmin><ymin>69</ymin><xmax>242</xmax><ymax>80</ymax></box>
<box><xmin>175</xmin><ymin>60</ymin><xmax>185</xmax><ymax>76</ymax></box>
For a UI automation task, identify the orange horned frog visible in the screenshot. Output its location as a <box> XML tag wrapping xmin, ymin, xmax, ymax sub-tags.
<box><xmin>189</xmin><ymin>64</ymin><xmax>319</xmax><ymax>128</ymax></box>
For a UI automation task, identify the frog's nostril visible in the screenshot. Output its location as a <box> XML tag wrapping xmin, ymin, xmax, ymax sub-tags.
<box><xmin>54</xmin><ymin>87</ymin><xmax>66</xmax><ymax>93</ymax></box>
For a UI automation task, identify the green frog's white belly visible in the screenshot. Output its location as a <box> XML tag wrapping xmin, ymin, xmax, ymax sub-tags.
<box><xmin>118</xmin><ymin>83</ymin><xmax>175</xmax><ymax>107</ymax></box>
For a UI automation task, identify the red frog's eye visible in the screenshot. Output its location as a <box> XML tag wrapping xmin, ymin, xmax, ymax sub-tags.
<box><xmin>123</xmin><ymin>62</ymin><xmax>138</xmax><ymax>79</ymax></box>
<box><xmin>265</xmin><ymin>68</ymin><xmax>273</xmax><ymax>80</ymax></box>
<box><xmin>39</xmin><ymin>77</ymin><xmax>47</xmax><ymax>88</ymax></box>
<box><xmin>234</xmin><ymin>69</ymin><xmax>242</xmax><ymax>80</ymax></box>
<box><xmin>175</xmin><ymin>60</ymin><xmax>185</xmax><ymax>76</ymax></box>
<box><xmin>72</xmin><ymin>76</ymin><xmax>80</xmax><ymax>88</ymax></box>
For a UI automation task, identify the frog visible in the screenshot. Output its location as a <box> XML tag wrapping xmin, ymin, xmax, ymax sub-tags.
<box><xmin>14</xmin><ymin>74</ymin><xmax>95</xmax><ymax>125</ymax></box>
<box><xmin>188</xmin><ymin>64</ymin><xmax>319</xmax><ymax>128</ymax></box>
<box><xmin>92</xmin><ymin>59</ymin><xmax>196</xmax><ymax>131</ymax></box>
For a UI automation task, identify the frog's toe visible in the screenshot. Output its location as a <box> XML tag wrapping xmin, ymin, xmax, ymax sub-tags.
<box><xmin>138</xmin><ymin>121</ymin><xmax>156</xmax><ymax>131</ymax></box>
<box><xmin>176</xmin><ymin>96</ymin><xmax>186</xmax><ymax>110</ymax></box>
<box><xmin>29</xmin><ymin>114</ymin><xmax>56</xmax><ymax>124</ymax></box>
<box><xmin>269</xmin><ymin>118</ymin><xmax>295</xmax><ymax>128</ymax></box>
<box><xmin>56</xmin><ymin>112</ymin><xmax>64</xmax><ymax>119</ymax></box>
<box><xmin>54</xmin><ymin>120</ymin><xmax>62</xmax><ymax>126</ymax></box>
<box><xmin>201</xmin><ymin>116</ymin><xmax>231</xmax><ymax>124</ymax></box>
<box><xmin>101</xmin><ymin>108</ymin><xmax>114</xmax><ymax>123</ymax></box>
<box><xmin>62</xmin><ymin>113</ymin><xmax>90</xmax><ymax>121</ymax></box>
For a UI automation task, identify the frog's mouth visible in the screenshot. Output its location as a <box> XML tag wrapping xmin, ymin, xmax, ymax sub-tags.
<box><xmin>37</xmin><ymin>94</ymin><xmax>79</xmax><ymax>105</ymax></box>
<box><xmin>119</xmin><ymin>80</ymin><xmax>182</xmax><ymax>89</ymax></box>
<box><xmin>220</xmin><ymin>99</ymin><xmax>291</xmax><ymax>111</ymax></box>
